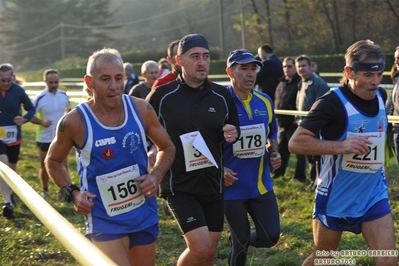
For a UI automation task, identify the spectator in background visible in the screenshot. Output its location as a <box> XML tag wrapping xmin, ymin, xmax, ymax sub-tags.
<box><xmin>0</xmin><ymin>63</ymin><xmax>35</xmax><ymax>219</ymax></box>
<box><xmin>13</xmin><ymin>75</ymin><xmax>25</xmax><ymax>85</ymax></box>
<box><xmin>123</xmin><ymin>62</ymin><xmax>139</xmax><ymax>94</ymax></box>
<box><xmin>129</xmin><ymin>60</ymin><xmax>159</xmax><ymax>99</ymax></box>
<box><xmin>157</xmin><ymin>57</ymin><xmax>171</xmax><ymax>78</ymax></box>
<box><xmin>30</xmin><ymin>69</ymin><xmax>71</xmax><ymax>199</ymax></box>
<box><xmin>386</xmin><ymin>46</ymin><xmax>399</xmax><ymax>166</ymax></box>
<box><xmin>289</xmin><ymin>39</ymin><xmax>397</xmax><ymax>266</ymax></box>
<box><xmin>385</xmin><ymin>64</ymin><xmax>397</xmax><ymax>114</ymax></box>
<box><xmin>390</xmin><ymin>63</ymin><xmax>398</xmax><ymax>83</ymax></box>
<box><xmin>151</xmin><ymin>39</ymin><xmax>181</xmax><ymax>91</ymax></box>
<box><xmin>311</xmin><ymin>61</ymin><xmax>320</xmax><ymax>76</ymax></box>
<box><xmin>255</xmin><ymin>44</ymin><xmax>283</xmax><ymax>102</ymax></box>
<box><xmin>273</xmin><ymin>57</ymin><xmax>306</xmax><ymax>182</ymax></box>
<box><xmin>295</xmin><ymin>55</ymin><xmax>330</xmax><ymax>188</ymax></box>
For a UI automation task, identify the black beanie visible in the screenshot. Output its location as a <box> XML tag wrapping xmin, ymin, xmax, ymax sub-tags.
<box><xmin>177</xmin><ymin>34</ymin><xmax>209</xmax><ymax>55</ymax></box>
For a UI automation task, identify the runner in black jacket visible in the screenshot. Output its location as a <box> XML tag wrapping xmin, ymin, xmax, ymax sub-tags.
<box><xmin>147</xmin><ymin>34</ymin><xmax>240</xmax><ymax>266</ymax></box>
<box><xmin>149</xmin><ymin>76</ymin><xmax>239</xmax><ymax>196</ymax></box>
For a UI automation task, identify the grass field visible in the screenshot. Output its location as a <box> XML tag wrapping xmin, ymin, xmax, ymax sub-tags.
<box><xmin>0</xmin><ymin>121</ymin><xmax>398</xmax><ymax>265</ymax></box>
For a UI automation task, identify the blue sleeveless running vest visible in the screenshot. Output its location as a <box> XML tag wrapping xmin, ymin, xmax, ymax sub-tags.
<box><xmin>316</xmin><ymin>88</ymin><xmax>388</xmax><ymax>218</ymax></box>
<box><xmin>76</xmin><ymin>95</ymin><xmax>157</xmax><ymax>235</ymax></box>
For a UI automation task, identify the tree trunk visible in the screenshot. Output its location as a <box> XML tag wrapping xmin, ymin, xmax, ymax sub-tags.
<box><xmin>351</xmin><ymin>0</ymin><xmax>357</xmax><ymax>42</ymax></box>
<box><xmin>320</xmin><ymin>0</ymin><xmax>339</xmax><ymax>52</ymax></box>
<box><xmin>264</xmin><ymin>0</ymin><xmax>274</xmax><ymax>46</ymax></box>
<box><xmin>282</xmin><ymin>0</ymin><xmax>293</xmax><ymax>42</ymax></box>
<box><xmin>332</xmin><ymin>0</ymin><xmax>342</xmax><ymax>48</ymax></box>
<box><xmin>386</xmin><ymin>0</ymin><xmax>399</xmax><ymax>39</ymax></box>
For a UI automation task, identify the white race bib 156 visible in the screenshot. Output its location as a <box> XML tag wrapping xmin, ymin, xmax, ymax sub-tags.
<box><xmin>96</xmin><ymin>165</ymin><xmax>145</xmax><ymax>217</ymax></box>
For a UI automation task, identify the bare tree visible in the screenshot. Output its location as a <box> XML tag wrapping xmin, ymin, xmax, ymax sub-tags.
<box><xmin>386</xmin><ymin>0</ymin><xmax>399</xmax><ymax>40</ymax></box>
<box><xmin>319</xmin><ymin>0</ymin><xmax>340</xmax><ymax>53</ymax></box>
<box><xmin>331</xmin><ymin>0</ymin><xmax>343</xmax><ymax>48</ymax></box>
<box><xmin>351</xmin><ymin>0</ymin><xmax>357</xmax><ymax>43</ymax></box>
<box><xmin>264</xmin><ymin>0</ymin><xmax>274</xmax><ymax>47</ymax></box>
<box><xmin>282</xmin><ymin>0</ymin><xmax>293</xmax><ymax>42</ymax></box>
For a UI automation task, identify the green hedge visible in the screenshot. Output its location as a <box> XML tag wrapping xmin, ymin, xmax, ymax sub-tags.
<box><xmin>17</xmin><ymin>53</ymin><xmax>394</xmax><ymax>84</ymax></box>
<box><xmin>19</xmin><ymin>68</ymin><xmax>86</xmax><ymax>82</ymax></box>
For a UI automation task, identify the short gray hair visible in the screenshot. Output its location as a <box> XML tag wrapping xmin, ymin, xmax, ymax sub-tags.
<box><xmin>141</xmin><ymin>60</ymin><xmax>158</xmax><ymax>74</ymax></box>
<box><xmin>123</xmin><ymin>62</ymin><xmax>133</xmax><ymax>71</ymax></box>
<box><xmin>86</xmin><ymin>48</ymin><xmax>123</xmax><ymax>75</ymax></box>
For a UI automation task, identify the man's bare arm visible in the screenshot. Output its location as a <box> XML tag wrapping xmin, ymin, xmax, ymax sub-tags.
<box><xmin>289</xmin><ymin>126</ymin><xmax>372</xmax><ymax>156</ymax></box>
<box><xmin>29</xmin><ymin>116</ymin><xmax>52</xmax><ymax>128</ymax></box>
<box><xmin>44</xmin><ymin>113</ymin><xmax>77</xmax><ymax>188</ymax></box>
<box><xmin>44</xmin><ymin>110</ymin><xmax>95</xmax><ymax>214</ymax></box>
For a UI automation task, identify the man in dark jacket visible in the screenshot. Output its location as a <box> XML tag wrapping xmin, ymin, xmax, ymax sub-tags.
<box><xmin>295</xmin><ymin>54</ymin><xmax>330</xmax><ymax>187</ymax></box>
<box><xmin>123</xmin><ymin>62</ymin><xmax>139</xmax><ymax>94</ymax></box>
<box><xmin>386</xmin><ymin>46</ymin><xmax>399</xmax><ymax>166</ymax></box>
<box><xmin>255</xmin><ymin>44</ymin><xmax>283</xmax><ymax>102</ymax></box>
<box><xmin>273</xmin><ymin>57</ymin><xmax>306</xmax><ymax>181</ymax></box>
<box><xmin>147</xmin><ymin>34</ymin><xmax>240</xmax><ymax>266</ymax></box>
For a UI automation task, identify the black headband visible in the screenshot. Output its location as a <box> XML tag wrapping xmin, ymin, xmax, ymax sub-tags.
<box><xmin>178</xmin><ymin>34</ymin><xmax>209</xmax><ymax>55</ymax></box>
<box><xmin>346</xmin><ymin>61</ymin><xmax>385</xmax><ymax>71</ymax></box>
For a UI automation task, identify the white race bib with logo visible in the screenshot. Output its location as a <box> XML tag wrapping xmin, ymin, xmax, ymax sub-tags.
<box><xmin>180</xmin><ymin>131</ymin><xmax>216</xmax><ymax>172</ymax></box>
<box><xmin>96</xmin><ymin>164</ymin><xmax>145</xmax><ymax>217</ymax></box>
<box><xmin>342</xmin><ymin>132</ymin><xmax>384</xmax><ymax>173</ymax></box>
<box><xmin>233</xmin><ymin>123</ymin><xmax>266</xmax><ymax>158</ymax></box>
<box><xmin>0</xmin><ymin>126</ymin><xmax>17</xmax><ymax>144</ymax></box>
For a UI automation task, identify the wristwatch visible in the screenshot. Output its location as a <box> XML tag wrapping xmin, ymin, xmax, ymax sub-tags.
<box><xmin>60</xmin><ymin>184</ymin><xmax>80</xmax><ymax>203</ymax></box>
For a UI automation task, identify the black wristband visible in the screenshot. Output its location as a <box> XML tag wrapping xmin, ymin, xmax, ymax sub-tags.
<box><xmin>60</xmin><ymin>184</ymin><xmax>80</xmax><ymax>203</ymax></box>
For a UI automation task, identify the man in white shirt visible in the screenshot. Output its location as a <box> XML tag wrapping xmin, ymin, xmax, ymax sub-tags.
<box><xmin>30</xmin><ymin>69</ymin><xmax>71</xmax><ymax>198</ymax></box>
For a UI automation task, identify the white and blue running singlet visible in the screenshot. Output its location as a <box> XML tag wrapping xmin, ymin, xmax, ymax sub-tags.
<box><xmin>315</xmin><ymin>88</ymin><xmax>389</xmax><ymax>218</ymax></box>
<box><xmin>75</xmin><ymin>94</ymin><xmax>157</xmax><ymax>235</ymax></box>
